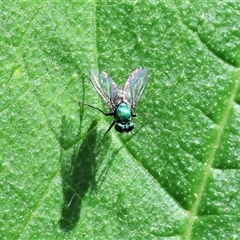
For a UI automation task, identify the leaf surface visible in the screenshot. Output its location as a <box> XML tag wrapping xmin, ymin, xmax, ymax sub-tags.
<box><xmin>0</xmin><ymin>1</ymin><xmax>239</xmax><ymax>239</ymax></box>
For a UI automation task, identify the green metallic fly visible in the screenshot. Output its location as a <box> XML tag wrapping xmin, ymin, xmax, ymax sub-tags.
<box><xmin>86</xmin><ymin>67</ymin><xmax>148</xmax><ymax>142</ymax></box>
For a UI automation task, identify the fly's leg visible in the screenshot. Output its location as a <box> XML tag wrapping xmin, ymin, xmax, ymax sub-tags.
<box><xmin>97</xmin><ymin>120</ymin><xmax>116</xmax><ymax>149</ymax></box>
<box><xmin>78</xmin><ymin>101</ymin><xmax>115</xmax><ymax>117</ymax></box>
<box><xmin>77</xmin><ymin>100</ymin><xmax>116</xmax><ymax>149</ymax></box>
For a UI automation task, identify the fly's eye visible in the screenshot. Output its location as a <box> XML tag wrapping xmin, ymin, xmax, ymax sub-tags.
<box><xmin>115</xmin><ymin>123</ymin><xmax>123</xmax><ymax>132</ymax></box>
<box><xmin>115</xmin><ymin>123</ymin><xmax>135</xmax><ymax>133</ymax></box>
<box><xmin>128</xmin><ymin>123</ymin><xmax>134</xmax><ymax>131</ymax></box>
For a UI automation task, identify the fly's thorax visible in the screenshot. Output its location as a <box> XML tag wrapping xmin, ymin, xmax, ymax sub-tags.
<box><xmin>115</xmin><ymin>102</ymin><xmax>131</xmax><ymax>123</ymax></box>
<box><xmin>114</xmin><ymin>102</ymin><xmax>135</xmax><ymax>133</ymax></box>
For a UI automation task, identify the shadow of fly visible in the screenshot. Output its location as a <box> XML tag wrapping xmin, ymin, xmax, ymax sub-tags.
<box><xmin>81</xmin><ymin>67</ymin><xmax>148</xmax><ymax>147</ymax></box>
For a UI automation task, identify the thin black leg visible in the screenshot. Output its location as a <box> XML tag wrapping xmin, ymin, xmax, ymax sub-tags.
<box><xmin>79</xmin><ymin>101</ymin><xmax>114</xmax><ymax>116</ymax></box>
<box><xmin>97</xmin><ymin>120</ymin><xmax>116</xmax><ymax>149</ymax></box>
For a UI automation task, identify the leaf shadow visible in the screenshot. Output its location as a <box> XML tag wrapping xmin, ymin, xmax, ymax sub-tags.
<box><xmin>59</xmin><ymin>120</ymin><xmax>97</xmax><ymax>231</ymax></box>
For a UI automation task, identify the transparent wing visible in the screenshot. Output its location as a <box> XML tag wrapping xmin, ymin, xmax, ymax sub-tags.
<box><xmin>89</xmin><ymin>70</ymin><xmax>121</xmax><ymax>112</ymax></box>
<box><xmin>124</xmin><ymin>68</ymin><xmax>148</xmax><ymax>110</ymax></box>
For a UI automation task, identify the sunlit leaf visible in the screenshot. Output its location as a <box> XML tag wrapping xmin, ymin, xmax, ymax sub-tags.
<box><xmin>0</xmin><ymin>2</ymin><xmax>239</xmax><ymax>239</ymax></box>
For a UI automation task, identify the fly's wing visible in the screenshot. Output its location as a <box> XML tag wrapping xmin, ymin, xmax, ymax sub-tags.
<box><xmin>90</xmin><ymin>70</ymin><xmax>121</xmax><ymax>112</ymax></box>
<box><xmin>123</xmin><ymin>68</ymin><xmax>148</xmax><ymax>110</ymax></box>
<box><xmin>110</xmin><ymin>83</ymin><xmax>124</xmax><ymax>106</ymax></box>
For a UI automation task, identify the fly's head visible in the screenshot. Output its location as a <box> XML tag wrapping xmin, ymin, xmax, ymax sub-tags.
<box><xmin>115</xmin><ymin>122</ymin><xmax>134</xmax><ymax>133</ymax></box>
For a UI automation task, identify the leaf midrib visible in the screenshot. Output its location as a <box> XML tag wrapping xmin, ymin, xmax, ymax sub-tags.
<box><xmin>184</xmin><ymin>71</ymin><xmax>240</xmax><ymax>238</ymax></box>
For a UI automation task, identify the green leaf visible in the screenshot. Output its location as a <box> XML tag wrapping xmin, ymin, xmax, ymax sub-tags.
<box><xmin>0</xmin><ymin>1</ymin><xmax>239</xmax><ymax>239</ymax></box>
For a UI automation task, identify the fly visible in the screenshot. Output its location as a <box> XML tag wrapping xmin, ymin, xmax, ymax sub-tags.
<box><xmin>84</xmin><ymin>67</ymin><xmax>148</xmax><ymax>145</ymax></box>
